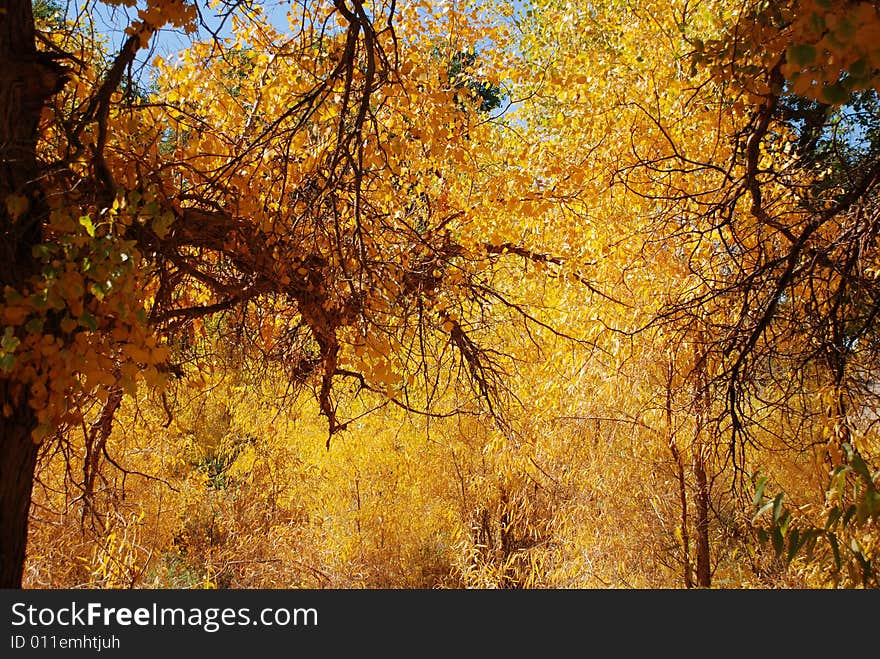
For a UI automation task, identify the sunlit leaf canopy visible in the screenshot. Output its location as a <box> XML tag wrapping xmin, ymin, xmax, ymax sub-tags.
<box><xmin>15</xmin><ymin>0</ymin><xmax>601</xmax><ymax>443</ymax></box>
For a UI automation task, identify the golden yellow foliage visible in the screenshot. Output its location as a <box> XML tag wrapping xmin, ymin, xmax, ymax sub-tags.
<box><xmin>6</xmin><ymin>0</ymin><xmax>879</xmax><ymax>590</ymax></box>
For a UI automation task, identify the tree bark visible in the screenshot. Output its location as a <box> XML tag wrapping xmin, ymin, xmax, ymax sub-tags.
<box><xmin>665</xmin><ymin>366</ymin><xmax>693</xmax><ymax>588</ymax></box>
<box><xmin>692</xmin><ymin>339</ymin><xmax>712</xmax><ymax>588</ymax></box>
<box><xmin>0</xmin><ymin>401</ymin><xmax>38</xmax><ymax>587</ymax></box>
<box><xmin>693</xmin><ymin>447</ymin><xmax>711</xmax><ymax>588</ymax></box>
<box><xmin>1</xmin><ymin>0</ymin><xmax>63</xmax><ymax>588</ymax></box>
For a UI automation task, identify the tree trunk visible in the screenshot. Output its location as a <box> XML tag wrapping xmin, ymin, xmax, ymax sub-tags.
<box><xmin>1</xmin><ymin>0</ymin><xmax>62</xmax><ymax>588</ymax></box>
<box><xmin>665</xmin><ymin>367</ymin><xmax>693</xmax><ymax>588</ymax></box>
<box><xmin>693</xmin><ymin>448</ymin><xmax>711</xmax><ymax>588</ymax></box>
<box><xmin>0</xmin><ymin>402</ymin><xmax>39</xmax><ymax>587</ymax></box>
<box><xmin>691</xmin><ymin>339</ymin><xmax>712</xmax><ymax>588</ymax></box>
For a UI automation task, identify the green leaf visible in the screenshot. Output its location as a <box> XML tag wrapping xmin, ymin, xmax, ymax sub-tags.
<box><xmin>848</xmin><ymin>58</ymin><xmax>869</xmax><ymax>81</ymax></box>
<box><xmin>771</xmin><ymin>526</ymin><xmax>784</xmax><ymax>557</ymax></box>
<box><xmin>786</xmin><ymin>528</ymin><xmax>800</xmax><ymax>565</ymax></box>
<box><xmin>802</xmin><ymin>530</ymin><xmax>819</xmax><ymax>561</ymax></box>
<box><xmin>152</xmin><ymin>211</ymin><xmax>175</xmax><ymax>239</ymax></box>
<box><xmin>79</xmin><ymin>215</ymin><xmax>96</xmax><ymax>237</ymax></box>
<box><xmin>78</xmin><ymin>312</ymin><xmax>98</xmax><ymax>331</ymax></box>
<box><xmin>864</xmin><ymin>487</ymin><xmax>880</xmax><ymax>520</ymax></box>
<box><xmin>787</xmin><ymin>44</ymin><xmax>816</xmax><ymax>67</ymax></box>
<box><xmin>1</xmin><ymin>326</ymin><xmax>20</xmax><ymax>352</ymax></box>
<box><xmin>828</xmin><ymin>533</ymin><xmax>841</xmax><ymax>570</ymax></box>
<box><xmin>825</xmin><ymin>506</ymin><xmax>841</xmax><ymax>531</ymax></box>
<box><xmin>753</xmin><ymin>475</ymin><xmax>768</xmax><ymax>507</ymax></box>
<box><xmin>142</xmin><ymin>201</ymin><xmax>160</xmax><ymax>219</ymax></box>
<box><xmin>24</xmin><ymin>317</ymin><xmax>44</xmax><ymax>334</ymax></box>
<box><xmin>854</xmin><ymin>553</ymin><xmax>871</xmax><ymax>587</ymax></box>
<box><xmin>820</xmin><ymin>83</ymin><xmax>849</xmax><ymax>105</ymax></box>
<box><xmin>752</xmin><ymin>499</ymin><xmax>774</xmax><ymax>523</ymax></box>
<box><xmin>850</xmin><ymin>453</ymin><xmax>871</xmax><ymax>481</ymax></box>
<box><xmin>833</xmin><ymin>16</ymin><xmax>855</xmax><ymax>39</ymax></box>
<box><xmin>778</xmin><ymin>510</ymin><xmax>792</xmax><ymax>535</ymax></box>
<box><xmin>772</xmin><ymin>492</ymin><xmax>785</xmax><ymax>523</ymax></box>
<box><xmin>31</xmin><ymin>243</ymin><xmax>54</xmax><ymax>260</ymax></box>
<box><xmin>89</xmin><ymin>282</ymin><xmax>107</xmax><ymax>301</ymax></box>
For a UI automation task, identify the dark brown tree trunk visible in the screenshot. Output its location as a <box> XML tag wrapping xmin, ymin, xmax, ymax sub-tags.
<box><xmin>691</xmin><ymin>339</ymin><xmax>712</xmax><ymax>588</ymax></box>
<box><xmin>1</xmin><ymin>0</ymin><xmax>63</xmax><ymax>588</ymax></box>
<box><xmin>0</xmin><ymin>403</ymin><xmax>39</xmax><ymax>587</ymax></box>
<box><xmin>665</xmin><ymin>366</ymin><xmax>693</xmax><ymax>588</ymax></box>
